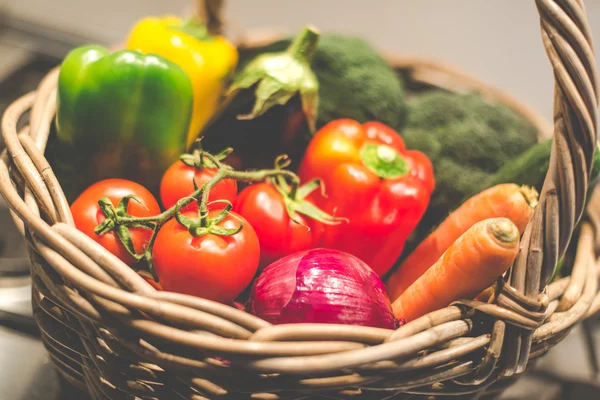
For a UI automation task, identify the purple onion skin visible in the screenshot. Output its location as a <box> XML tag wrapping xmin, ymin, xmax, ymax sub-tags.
<box><xmin>246</xmin><ymin>248</ymin><xmax>399</xmax><ymax>329</ymax></box>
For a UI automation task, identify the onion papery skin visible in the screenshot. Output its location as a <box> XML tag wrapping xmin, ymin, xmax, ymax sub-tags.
<box><xmin>246</xmin><ymin>248</ymin><xmax>398</xmax><ymax>329</ymax></box>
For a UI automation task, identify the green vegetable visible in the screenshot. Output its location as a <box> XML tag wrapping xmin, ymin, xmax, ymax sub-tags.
<box><xmin>480</xmin><ymin>139</ymin><xmax>600</xmax><ymax>283</ymax></box>
<box><xmin>401</xmin><ymin>90</ymin><xmax>539</xmax><ymax>243</ymax></box>
<box><xmin>52</xmin><ymin>45</ymin><xmax>193</xmax><ymax>200</ymax></box>
<box><xmin>482</xmin><ymin>138</ymin><xmax>600</xmax><ymax>195</ymax></box>
<box><xmin>237</xmin><ymin>33</ymin><xmax>408</xmax><ymax>132</ymax></box>
<box><xmin>483</xmin><ymin>138</ymin><xmax>554</xmax><ymax>191</ymax></box>
<box><xmin>228</xmin><ymin>26</ymin><xmax>320</xmax><ymax>132</ymax></box>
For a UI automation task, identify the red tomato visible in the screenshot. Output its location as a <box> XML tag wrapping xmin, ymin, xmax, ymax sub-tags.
<box><xmin>159</xmin><ymin>160</ymin><xmax>238</xmax><ymax>212</ymax></box>
<box><xmin>71</xmin><ymin>179</ymin><xmax>161</xmax><ymax>265</ymax></box>
<box><xmin>234</xmin><ymin>183</ymin><xmax>324</xmax><ymax>268</ymax></box>
<box><xmin>152</xmin><ymin>210</ymin><xmax>260</xmax><ymax>303</ymax></box>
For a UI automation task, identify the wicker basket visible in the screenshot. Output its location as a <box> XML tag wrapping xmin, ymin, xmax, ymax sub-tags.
<box><xmin>1</xmin><ymin>0</ymin><xmax>599</xmax><ymax>399</ymax></box>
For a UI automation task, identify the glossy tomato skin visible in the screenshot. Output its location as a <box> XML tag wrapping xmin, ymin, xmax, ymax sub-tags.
<box><xmin>159</xmin><ymin>160</ymin><xmax>238</xmax><ymax>212</ymax></box>
<box><xmin>152</xmin><ymin>210</ymin><xmax>260</xmax><ymax>303</ymax></box>
<box><xmin>71</xmin><ymin>179</ymin><xmax>161</xmax><ymax>265</ymax></box>
<box><xmin>234</xmin><ymin>183</ymin><xmax>324</xmax><ymax>268</ymax></box>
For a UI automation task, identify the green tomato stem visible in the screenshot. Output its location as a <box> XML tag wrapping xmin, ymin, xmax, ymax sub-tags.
<box><xmin>288</xmin><ymin>177</ymin><xmax>298</xmax><ymax>199</ymax></box>
<box><xmin>198</xmin><ymin>169</ymin><xmax>225</xmax><ymax>226</ymax></box>
<box><xmin>202</xmin><ymin>151</ymin><xmax>227</xmax><ymax>170</ymax></box>
<box><xmin>95</xmin><ymin>148</ymin><xmax>303</xmax><ymax>278</ymax></box>
<box><xmin>118</xmin><ymin>165</ymin><xmax>300</xmax><ymax>228</ymax></box>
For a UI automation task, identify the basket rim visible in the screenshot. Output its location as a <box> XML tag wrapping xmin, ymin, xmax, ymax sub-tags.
<box><xmin>0</xmin><ymin>61</ymin><xmax>597</xmax><ymax>371</ymax></box>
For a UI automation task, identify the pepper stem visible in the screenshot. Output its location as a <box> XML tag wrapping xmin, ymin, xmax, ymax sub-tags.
<box><xmin>377</xmin><ymin>145</ymin><xmax>398</xmax><ymax>163</ymax></box>
<box><xmin>287</xmin><ymin>25</ymin><xmax>320</xmax><ymax>62</ymax></box>
<box><xmin>360</xmin><ymin>143</ymin><xmax>410</xmax><ymax>180</ymax></box>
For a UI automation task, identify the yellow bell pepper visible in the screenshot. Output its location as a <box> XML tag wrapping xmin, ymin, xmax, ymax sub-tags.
<box><xmin>126</xmin><ymin>15</ymin><xmax>238</xmax><ymax>148</ymax></box>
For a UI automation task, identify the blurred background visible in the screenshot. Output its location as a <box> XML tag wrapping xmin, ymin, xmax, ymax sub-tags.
<box><xmin>0</xmin><ymin>0</ymin><xmax>600</xmax><ymax>121</ymax></box>
<box><xmin>0</xmin><ymin>1</ymin><xmax>599</xmax><ymax>399</ymax></box>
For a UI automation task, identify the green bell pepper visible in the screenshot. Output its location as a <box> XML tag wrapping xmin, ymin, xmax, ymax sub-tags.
<box><xmin>53</xmin><ymin>44</ymin><xmax>193</xmax><ymax>200</ymax></box>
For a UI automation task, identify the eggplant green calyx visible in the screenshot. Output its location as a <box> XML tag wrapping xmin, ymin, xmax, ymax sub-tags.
<box><xmin>227</xmin><ymin>25</ymin><xmax>320</xmax><ymax>132</ymax></box>
<box><xmin>361</xmin><ymin>143</ymin><xmax>410</xmax><ymax>180</ymax></box>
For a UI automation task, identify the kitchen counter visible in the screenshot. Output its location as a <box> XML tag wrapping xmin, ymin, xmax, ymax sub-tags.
<box><xmin>0</xmin><ymin>326</ymin><xmax>60</xmax><ymax>400</ymax></box>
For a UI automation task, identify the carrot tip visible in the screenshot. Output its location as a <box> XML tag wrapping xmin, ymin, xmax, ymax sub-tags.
<box><xmin>520</xmin><ymin>185</ymin><xmax>539</xmax><ymax>209</ymax></box>
<box><xmin>488</xmin><ymin>218</ymin><xmax>519</xmax><ymax>244</ymax></box>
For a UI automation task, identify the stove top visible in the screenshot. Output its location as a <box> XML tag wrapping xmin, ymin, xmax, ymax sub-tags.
<box><xmin>0</xmin><ymin>15</ymin><xmax>88</xmax><ymax>400</ymax></box>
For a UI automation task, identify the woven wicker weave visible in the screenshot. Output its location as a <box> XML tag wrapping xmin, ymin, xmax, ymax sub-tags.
<box><xmin>0</xmin><ymin>0</ymin><xmax>599</xmax><ymax>399</ymax></box>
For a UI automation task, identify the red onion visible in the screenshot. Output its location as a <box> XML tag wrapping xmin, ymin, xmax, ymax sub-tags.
<box><xmin>246</xmin><ymin>248</ymin><xmax>398</xmax><ymax>329</ymax></box>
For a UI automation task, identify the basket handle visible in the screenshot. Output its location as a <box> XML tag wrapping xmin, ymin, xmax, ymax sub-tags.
<box><xmin>203</xmin><ymin>0</ymin><xmax>599</xmax><ymax>375</ymax></box>
<box><xmin>504</xmin><ymin>0</ymin><xmax>598</xmax><ymax>375</ymax></box>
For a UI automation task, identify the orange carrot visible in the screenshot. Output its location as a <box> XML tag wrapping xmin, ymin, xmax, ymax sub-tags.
<box><xmin>386</xmin><ymin>183</ymin><xmax>536</xmax><ymax>301</ymax></box>
<box><xmin>391</xmin><ymin>218</ymin><xmax>519</xmax><ymax>321</ymax></box>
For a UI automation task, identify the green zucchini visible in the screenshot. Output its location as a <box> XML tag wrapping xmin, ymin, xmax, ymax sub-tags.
<box><xmin>484</xmin><ymin>138</ymin><xmax>600</xmax><ymax>282</ymax></box>
<box><xmin>480</xmin><ymin>138</ymin><xmax>600</xmax><ymax>196</ymax></box>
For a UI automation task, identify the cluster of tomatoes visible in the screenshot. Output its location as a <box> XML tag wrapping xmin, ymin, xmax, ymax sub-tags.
<box><xmin>71</xmin><ymin>153</ymin><xmax>321</xmax><ymax>305</ymax></box>
<box><xmin>71</xmin><ymin>119</ymin><xmax>435</xmax><ymax>307</ymax></box>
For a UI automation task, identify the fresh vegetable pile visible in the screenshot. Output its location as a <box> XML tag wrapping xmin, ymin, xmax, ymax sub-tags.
<box><xmin>48</xmin><ymin>11</ymin><xmax>572</xmax><ymax>329</ymax></box>
<box><xmin>400</xmin><ymin>91</ymin><xmax>539</xmax><ymax>251</ymax></box>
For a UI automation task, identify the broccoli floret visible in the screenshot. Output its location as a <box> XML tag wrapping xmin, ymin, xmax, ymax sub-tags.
<box><xmin>313</xmin><ymin>34</ymin><xmax>407</xmax><ymax>130</ymax></box>
<box><xmin>238</xmin><ymin>34</ymin><xmax>408</xmax><ymax>131</ymax></box>
<box><xmin>403</xmin><ymin>90</ymin><xmax>538</xmax><ymax>241</ymax></box>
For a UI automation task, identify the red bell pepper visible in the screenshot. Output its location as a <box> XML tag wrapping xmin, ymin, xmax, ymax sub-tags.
<box><xmin>298</xmin><ymin>119</ymin><xmax>435</xmax><ymax>276</ymax></box>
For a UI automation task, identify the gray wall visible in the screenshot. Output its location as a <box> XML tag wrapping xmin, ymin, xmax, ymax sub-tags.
<box><xmin>4</xmin><ymin>0</ymin><xmax>600</xmax><ymax>122</ymax></box>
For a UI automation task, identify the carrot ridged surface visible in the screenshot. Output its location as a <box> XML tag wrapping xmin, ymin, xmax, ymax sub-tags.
<box><xmin>386</xmin><ymin>183</ymin><xmax>535</xmax><ymax>301</ymax></box>
<box><xmin>391</xmin><ymin>218</ymin><xmax>520</xmax><ymax>322</ymax></box>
